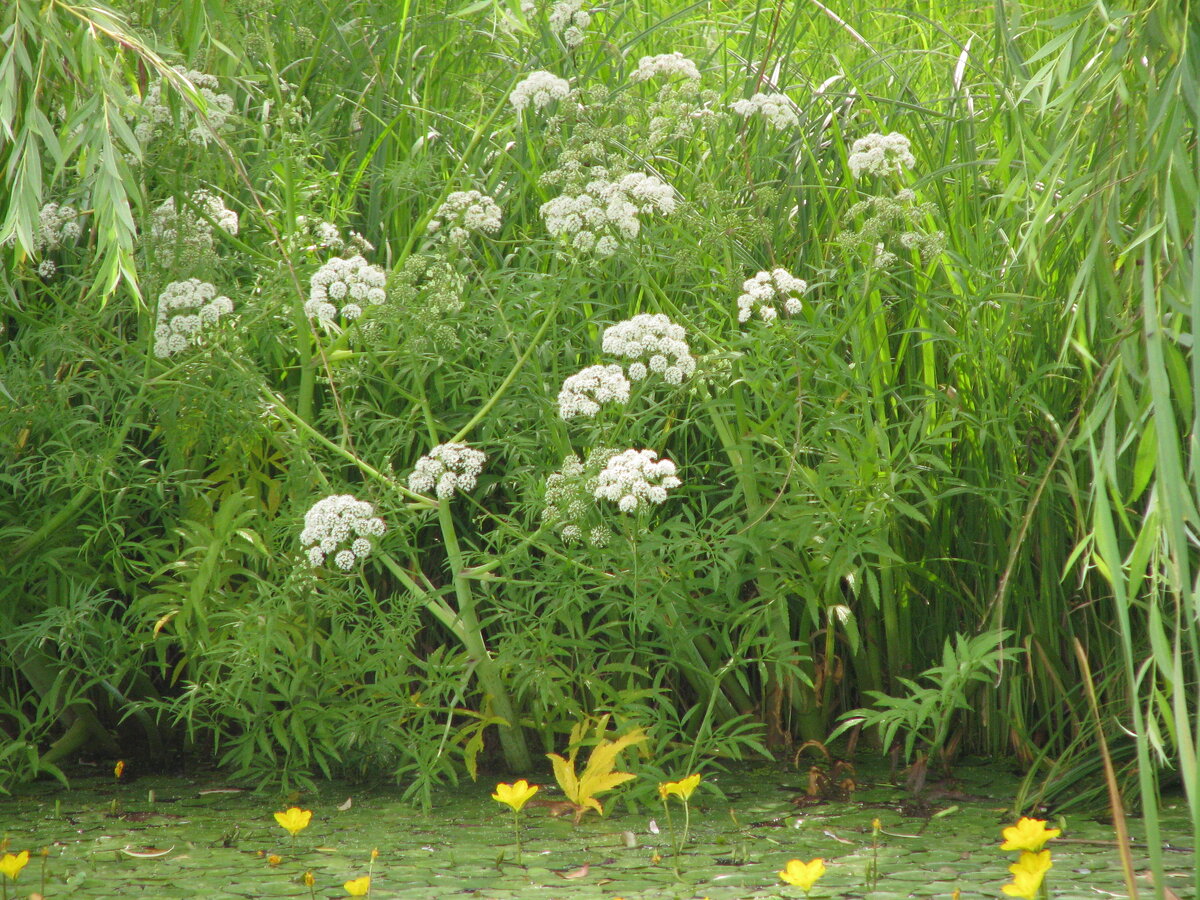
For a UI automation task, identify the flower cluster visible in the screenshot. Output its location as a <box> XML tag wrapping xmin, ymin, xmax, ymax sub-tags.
<box><xmin>593</xmin><ymin>448</ymin><xmax>681</xmax><ymax>513</ymax></box>
<box><xmin>510</xmin><ymin>71</ymin><xmax>571</xmax><ymax>112</ymax></box>
<box><xmin>292</xmin><ymin>216</ymin><xmax>373</xmax><ymax>254</ymax></box>
<box><xmin>557</xmin><ymin>364</ymin><xmax>631</xmax><ymax>419</ymax></box>
<box><xmin>408</xmin><ymin>443</ymin><xmax>487</xmax><ymax>498</ymax></box>
<box><xmin>835</xmin><ymin>189</ymin><xmax>945</xmax><ymax>267</ymax></box>
<box><xmin>135</xmin><ymin>67</ymin><xmax>235</xmax><ymax>147</ymax></box>
<box><xmin>629</xmin><ymin>52</ymin><xmax>701</xmax><ymax>83</ymax></box>
<box><xmin>299</xmin><ymin>494</ymin><xmax>386</xmax><ymax>570</ymax></box>
<box><xmin>306</xmin><ymin>255</ymin><xmax>387</xmax><ymax>322</ymax></box>
<box><xmin>540</xmin><ymin>170</ymin><xmax>676</xmax><ymax>256</ymax></box>
<box><xmin>152</xmin><ymin>279</ymin><xmax>234</xmax><ymax>358</ymax></box>
<box><xmin>149</xmin><ymin>191</ymin><xmax>239</xmax><ymax>266</ymax></box>
<box><xmin>549</xmin><ymin>0</ymin><xmax>590</xmax><ymax>47</ymax></box>
<box><xmin>737</xmin><ymin>268</ymin><xmax>807</xmax><ymax>324</ymax></box>
<box><xmin>542</xmin><ymin>450</ymin><xmax>616</xmax><ymax>547</ymax></box>
<box><xmin>601</xmin><ymin>313</ymin><xmax>695</xmax><ymax>384</ymax></box>
<box><xmin>644</xmin><ymin>81</ymin><xmax>718</xmax><ymax>146</ymax></box>
<box><xmin>730</xmin><ymin>92</ymin><xmax>798</xmax><ymax>129</ymax></box>
<box><xmin>34</xmin><ymin>202</ymin><xmax>82</xmax><ymax>252</ymax></box>
<box><xmin>847</xmin><ymin>131</ymin><xmax>915</xmax><ymax>179</ymax></box>
<box><xmin>427</xmin><ymin>190</ymin><xmax>502</xmax><ymax>246</ymax></box>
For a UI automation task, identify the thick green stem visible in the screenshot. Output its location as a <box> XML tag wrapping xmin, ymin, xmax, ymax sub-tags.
<box><xmin>436</xmin><ymin>500</ymin><xmax>531</xmax><ymax>771</ymax></box>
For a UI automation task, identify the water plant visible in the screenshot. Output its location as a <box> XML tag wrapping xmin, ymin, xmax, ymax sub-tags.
<box><xmin>0</xmin><ymin>849</ymin><xmax>29</xmax><ymax>900</ymax></box>
<box><xmin>274</xmin><ymin>807</ymin><xmax>312</xmax><ymax>850</ymax></box>
<box><xmin>658</xmin><ymin>772</ymin><xmax>701</xmax><ymax>872</ymax></box>
<box><xmin>779</xmin><ymin>858</ymin><xmax>826</xmax><ymax>896</ymax></box>
<box><xmin>547</xmin><ymin>718</ymin><xmax>647</xmax><ymax>824</ymax></box>
<box><xmin>1000</xmin><ymin>818</ymin><xmax>1060</xmax><ymax>899</ymax></box>
<box><xmin>1</xmin><ymin>1</ymin><xmax>1198</xmax><ymax>893</ymax></box>
<box><xmin>492</xmin><ymin>779</ymin><xmax>539</xmax><ymax>863</ymax></box>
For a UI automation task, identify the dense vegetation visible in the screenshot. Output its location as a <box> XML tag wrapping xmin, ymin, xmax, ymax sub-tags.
<box><xmin>2</xmin><ymin>0</ymin><xmax>1197</xmax><ymax>895</ymax></box>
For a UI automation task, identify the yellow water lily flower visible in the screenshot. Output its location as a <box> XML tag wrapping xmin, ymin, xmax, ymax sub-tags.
<box><xmin>492</xmin><ymin>779</ymin><xmax>539</xmax><ymax>812</ymax></box>
<box><xmin>0</xmin><ymin>850</ymin><xmax>30</xmax><ymax>881</ymax></box>
<box><xmin>1002</xmin><ymin>850</ymin><xmax>1053</xmax><ymax>898</ymax></box>
<box><xmin>1001</xmin><ymin>817</ymin><xmax>1061</xmax><ymax>852</ymax></box>
<box><xmin>779</xmin><ymin>857</ymin><xmax>826</xmax><ymax>892</ymax></box>
<box><xmin>344</xmin><ymin>875</ymin><xmax>371</xmax><ymax>896</ymax></box>
<box><xmin>274</xmin><ymin>807</ymin><xmax>313</xmax><ymax>836</ymax></box>
<box><xmin>657</xmin><ymin>773</ymin><xmax>701</xmax><ymax>801</ymax></box>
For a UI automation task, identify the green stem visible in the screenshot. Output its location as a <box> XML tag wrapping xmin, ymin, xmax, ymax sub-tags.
<box><xmin>513</xmin><ymin>809</ymin><xmax>523</xmax><ymax>864</ymax></box>
<box><xmin>436</xmin><ymin>500</ymin><xmax>531</xmax><ymax>771</ymax></box>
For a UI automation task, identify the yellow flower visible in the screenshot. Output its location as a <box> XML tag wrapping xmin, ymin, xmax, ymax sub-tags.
<box><xmin>491</xmin><ymin>779</ymin><xmax>539</xmax><ymax>813</ymax></box>
<box><xmin>303</xmin><ymin>871</ymin><xmax>316</xmax><ymax>886</ymax></box>
<box><xmin>274</xmin><ymin>807</ymin><xmax>313</xmax><ymax>836</ymax></box>
<box><xmin>114</xmin><ymin>759</ymin><xmax>125</xmax><ymax>779</ymax></box>
<box><xmin>1001</xmin><ymin>850</ymin><xmax>1053</xmax><ymax>898</ymax></box>
<box><xmin>657</xmin><ymin>773</ymin><xmax>702</xmax><ymax>801</ymax></box>
<box><xmin>0</xmin><ymin>850</ymin><xmax>30</xmax><ymax>881</ymax></box>
<box><xmin>344</xmin><ymin>875</ymin><xmax>371</xmax><ymax>896</ymax></box>
<box><xmin>779</xmin><ymin>857</ymin><xmax>826</xmax><ymax>892</ymax></box>
<box><xmin>871</xmin><ymin>817</ymin><xmax>882</xmax><ymax>833</ymax></box>
<box><xmin>1001</xmin><ymin>817</ymin><xmax>1061</xmax><ymax>853</ymax></box>
<box><xmin>268</xmin><ymin>854</ymin><xmax>283</xmax><ymax>866</ymax></box>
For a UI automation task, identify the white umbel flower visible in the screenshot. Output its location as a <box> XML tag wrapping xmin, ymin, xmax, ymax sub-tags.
<box><xmin>593</xmin><ymin>449</ymin><xmax>681</xmax><ymax>513</ymax></box>
<box><xmin>601</xmin><ymin>314</ymin><xmax>695</xmax><ymax>384</ymax></box>
<box><xmin>847</xmin><ymin>132</ymin><xmax>916</xmax><ymax>179</ymax></box>
<box><xmin>300</xmin><ymin>494</ymin><xmax>386</xmax><ymax>568</ymax></box>
<box><xmin>557</xmin><ymin>364</ymin><xmax>631</xmax><ymax>419</ymax></box>
<box><xmin>540</xmin><ymin>170</ymin><xmax>676</xmax><ymax>256</ymax></box>
<box><xmin>549</xmin><ymin>0</ymin><xmax>590</xmax><ymax>47</ymax></box>
<box><xmin>306</xmin><ymin>255</ymin><xmax>387</xmax><ymax>322</ymax></box>
<box><xmin>630</xmin><ymin>52</ymin><xmax>701</xmax><ymax>83</ymax></box>
<box><xmin>427</xmin><ymin>190</ymin><xmax>502</xmax><ymax>246</ymax></box>
<box><xmin>408</xmin><ymin>443</ymin><xmax>487</xmax><ymax>498</ymax></box>
<box><xmin>730</xmin><ymin>92</ymin><xmax>798</xmax><ymax>129</ymax></box>
<box><xmin>737</xmin><ymin>268</ymin><xmax>807</xmax><ymax>324</ymax></box>
<box><xmin>510</xmin><ymin>71</ymin><xmax>571</xmax><ymax>112</ymax></box>
<box><xmin>135</xmin><ymin>67</ymin><xmax>235</xmax><ymax>147</ymax></box>
<box><xmin>33</xmin><ymin>203</ymin><xmax>82</xmax><ymax>252</ymax></box>
<box><xmin>151</xmin><ymin>190</ymin><xmax>238</xmax><ymax>242</ymax></box>
<box><xmin>153</xmin><ymin>278</ymin><xmax>234</xmax><ymax>358</ymax></box>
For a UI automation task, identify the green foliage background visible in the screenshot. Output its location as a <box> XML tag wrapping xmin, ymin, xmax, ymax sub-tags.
<box><xmin>1</xmin><ymin>0</ymin><xmax>1197</xmax><ymax>892</ymax></box>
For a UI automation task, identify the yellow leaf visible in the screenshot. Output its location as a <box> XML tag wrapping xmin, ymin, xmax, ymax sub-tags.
<box><xmin>546</xmin><ymin>722</ymin><xmax>646</xmax><ymax>818</ymax></box>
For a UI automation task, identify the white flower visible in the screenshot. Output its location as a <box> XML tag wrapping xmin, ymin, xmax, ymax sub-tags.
<box><xmin>300</xmin><ymin>494</ymin><xmax>386</xmax><ymax>569</ymax></box>
<box><xmin>729</xmin><ymin>92</ymin><xmax>798</xmax><ymax>129</ymax></box>
<box><xmin>601</xmin><ymin>314</ymin><xmax>695</xmax><ymax>383</ymax></box>
<box><xmin>306</xmin><ymin>254</ymin><xmax>388</xmax><ymax>322</ymax></box>
<box><xmin>152</xmin><ymin>278</ymin><xmax>234</xmax><ymax>357</ymax></box>
<box><xmin>510</xmin><ymin>71</ymin><xmax>571</xmax><ymax>112</ymax></box>
<box><xmin>847</xmin><ymin>132</ymin><xmax>915</xmax><ymax>179</ymax></box>
<box><xmin>540</xmin><ymin>171</ymin><xmax>676</xmax><ymax>255</ymax></box>
<box><xmin>557</xmin><ymin>364</ymin><xmax>631</xmax><ymax>419</ymax></box>
<box><xmin>549</xmin><ymin>0</ymin><xmax>590</xmax><ymax>46</ymax></box>
<box><xmin>149</xmin><ymin>190</ymin><xmax>237</xmax><ymax>258</ymax></box>
<box><xmin>427</xmin><ymin>190</ymin><xmax>502</xmax><ymax>245</ymax></box>
<box><xmin>593</xmin><ymin>449</ymin><xmax>681</xmax><ymax>513</ymax></box>
<box><xmin>630</xmin><ymin>52</ymin><xmax>701</xmax><ymax>83</ymax></box>
<box><xmin>33</xmin><ymin>203</ymin><xmax>82</xmax><ymax>253</ymax></box>
<box><xmin>736</xmin><ymin>267</ymin><xmax>807</xmax><ymax>324</ymax></box>
<box><xmin>136</xmin><ymin>67</ymin><xmax>235</xmax><ymax>147</ymax></box>
<box><xmin>407</xmin><ymin>443</ymin><xmax>487</xmax><ymax>497</ymax></box>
